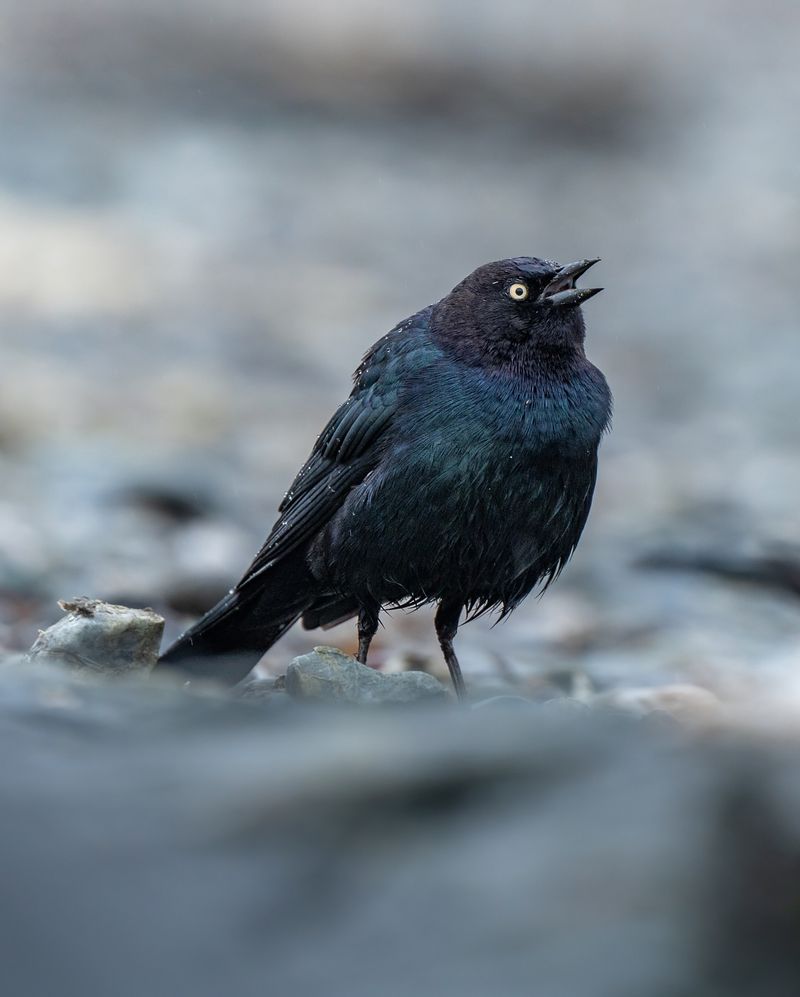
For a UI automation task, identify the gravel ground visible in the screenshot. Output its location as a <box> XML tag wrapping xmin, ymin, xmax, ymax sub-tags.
<box><xmin>1</xmin><ymin>0</ymin><xmax>799</xmax><ymax>699</ymax></box>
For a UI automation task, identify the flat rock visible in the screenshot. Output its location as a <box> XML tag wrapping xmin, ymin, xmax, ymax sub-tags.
<box><xmin>285</xmin><ymin>645</ymin><xmax>449</xmax><ymax>705</ymax></box>
<box><xmin>27</xmin><ymin>597</ymin><xmax>164</xmax><ymax>675</ymax></box>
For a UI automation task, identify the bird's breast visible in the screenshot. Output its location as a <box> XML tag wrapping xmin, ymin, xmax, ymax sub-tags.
<box><xmin>400</xmin><ymin>359</ymin><xmax>608</xmax><ymax>460</ymax></box>
<box><xmin>316</xmin><ymin>354</ymin><xmax>608</xmax><ymax>606</ymax></box>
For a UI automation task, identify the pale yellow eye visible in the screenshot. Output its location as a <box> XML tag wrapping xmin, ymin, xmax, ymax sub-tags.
<box><xmin>508</xmin><ymin>282</ymin><xmax>529</xmax><ymax>301</ymax></box>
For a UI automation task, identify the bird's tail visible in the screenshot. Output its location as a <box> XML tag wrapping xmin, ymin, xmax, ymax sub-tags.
<box><xmin>157</xmin><ymin>549</ymin><xmax>318</xmax><ymax>685</ymax></box>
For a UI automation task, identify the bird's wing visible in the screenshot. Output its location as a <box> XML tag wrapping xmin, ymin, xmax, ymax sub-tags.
<box><xmin>498</xmin><ymin>455</ymin><xmax>599</xmax><ymax>616</ymax></box>
<box><xmin>236</xmin><ymin>323</ymin><xmax>418</xmax><ymax>590</ymax></box>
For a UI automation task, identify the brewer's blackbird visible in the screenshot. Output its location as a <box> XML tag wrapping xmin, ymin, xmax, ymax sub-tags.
<box><xmin>158</xmin><ymin>257</ymin><xmax>611</xmax><ymax>696</ymax></box>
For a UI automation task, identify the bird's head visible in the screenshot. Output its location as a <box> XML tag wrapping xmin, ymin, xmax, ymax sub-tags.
<box><xmin>433</xmin><ymin>256</ymin><xmax>602</xmax><ymax>365</ymax></box>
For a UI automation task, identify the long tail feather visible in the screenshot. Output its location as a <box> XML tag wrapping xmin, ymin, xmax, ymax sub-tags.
<box><xmin>157</xmin><ymin>549</ymin><xmax>318</xmax><ymax>685</ymax></box>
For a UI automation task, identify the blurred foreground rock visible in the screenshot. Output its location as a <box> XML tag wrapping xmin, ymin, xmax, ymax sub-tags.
<box><xmin>1</xmin><ymin>658</ymin><xmax>799</xmax><ymax>997</ymax></box>
<box><xmin>27</xmin><ymin>598</ymin><xmax>164</xmax><ymax>675</ymax></box>
<box><xmin>286</xmin><ymin>645</ymin><xmax>449</xmax><ymax>704</ymax></box>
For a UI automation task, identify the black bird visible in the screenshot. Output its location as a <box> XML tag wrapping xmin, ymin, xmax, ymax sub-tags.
<box><xmin>158</xmin><ymin>257</ymin><xmax>611</xmax><ymax>696</ymax></box>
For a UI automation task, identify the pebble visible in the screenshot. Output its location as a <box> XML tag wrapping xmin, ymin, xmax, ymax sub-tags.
<box><xmin>285</xmin><ymin>645</ymin><xmax>449</xmax><ymax>705</ymax></box>
<box><xmin>594</xmin><ymin>683</ymin><xmax>723</xmax><ymax>728</ymax></box>
<box><xmin>27</xmin><ymin>597</ymin><xmax>164</xmax><ymax>676</ymax></box>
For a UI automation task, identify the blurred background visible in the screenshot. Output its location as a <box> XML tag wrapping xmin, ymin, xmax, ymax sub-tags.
<box><xmin>5</xmin><ymin>6</ymin><xmax>800</xmax><ymax>997</ymax></box>
<box><xmin>1</xmin><ymin>0</ymin><xmax>799</xmax><ymax>699</ymax></box>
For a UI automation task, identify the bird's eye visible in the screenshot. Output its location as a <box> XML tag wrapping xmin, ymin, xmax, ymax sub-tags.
<box><xmin>508</xmin><ymin>282</ymin><xmax>529</xmax><ymax>301</ymax></box>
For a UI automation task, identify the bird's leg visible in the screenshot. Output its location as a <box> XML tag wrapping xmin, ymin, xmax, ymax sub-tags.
<box><xmin>356</xmin><ymin>602</ymin><xmax>380</xmax><ymax>664</ymax></box>
<box><xmin>435</xmin><ymin>601</ymin><xmax>466</xmax><ymax>700</ymax></box>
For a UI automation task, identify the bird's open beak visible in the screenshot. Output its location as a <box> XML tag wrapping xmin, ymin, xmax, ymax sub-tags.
<box><xmin>538</xmin><ymin>258</ymin><xmax>602</xmax><ymax>307</ymax></box>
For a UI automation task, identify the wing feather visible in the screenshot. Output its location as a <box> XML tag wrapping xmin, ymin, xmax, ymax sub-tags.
<box><xmin>237</xmin><ymin>322</ymin><xmax>419</xmax><ymax>592</ymax></box>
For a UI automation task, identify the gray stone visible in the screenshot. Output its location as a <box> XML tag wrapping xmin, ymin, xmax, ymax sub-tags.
<box><xmin>471</xmin><ymin>695</ymin><xmax>537</xmax><ymax>710</ymax></box>
<box><xmin>539</xmin><ymin>696</ymin><xmax>594</xmax><ymax>716</ymax></box>
<box><xmin>594</xmin><ymin>683</ymin><xmax>722</xmax><ymax>729</ymax></box>
<box><xmin>235</xmin><ymin>676</ymin><xmax>283</xmax><ymax>702</ymax></box>
<box><xmin>285</xmin><ymin>645</ymin><xmax>449</xmax><ymax>705</ymax></box>
<box><xmin>234</xmin><ymin>676</ymin><xmax>295</xmax><ymax>713</ymax></box>
<box><xmin>27</xmin><ymin>597</ymin><xmax>164</xmax><ymax>675</ymax></box>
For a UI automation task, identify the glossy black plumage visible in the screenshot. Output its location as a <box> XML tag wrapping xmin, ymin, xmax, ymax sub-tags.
<box><xmin>158</xmin><ymin>257</ymin><xmax>611</xmax><ymax>694</ymax></box>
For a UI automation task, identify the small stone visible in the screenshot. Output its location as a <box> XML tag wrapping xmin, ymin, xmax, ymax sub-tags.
<box><xmin>471</xmin><ymin>695</ymin><xmax>536</xmax><ymax>710</ymax></box>
<box><xmin>594</xmin><ymin>684</ymin><xmax>722</xmax><ymax>728</ymax></box>
<box><xmin>539</xmin><ymin>697</ymin><xmax>593</xmax><ymax>716</ymax></box>
<box><xmin>285</xmin><ymin>645</ymin><xmax>449</xmax><ymax>705</ymax></box>
<box><xmin>28</xmin><ymin>598</ymin><xmax>164</xmax><ymax>676</ymax></box>
<box><xmin>235</xmin><ymin>676</ymin><xmax>289</xmax><ymax>706</ymax></box>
